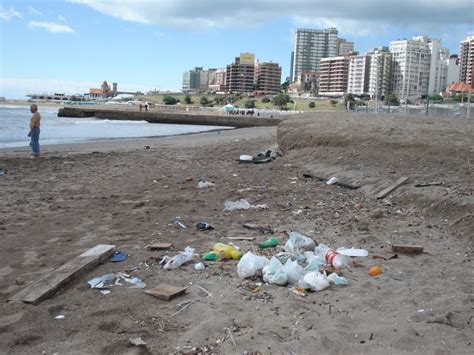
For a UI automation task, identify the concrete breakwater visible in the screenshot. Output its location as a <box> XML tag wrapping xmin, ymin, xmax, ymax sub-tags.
<box><xmin>58</xmin><ymin>107</ymin><xmax>281</xmax><ymax>128</ymax></box>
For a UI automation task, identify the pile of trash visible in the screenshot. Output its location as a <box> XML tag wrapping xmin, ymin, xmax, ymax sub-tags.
<box><xmin>236</xmin><ymin>231</ymin><xmax>368</xmax><ymax>292</ymax></box>
<box><xmin>238</xmin><ymin>149</ymin><xmax>279</xmax><ymax>164</ymax></box>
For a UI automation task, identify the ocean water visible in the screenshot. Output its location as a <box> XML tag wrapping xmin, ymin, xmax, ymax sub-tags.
<box><xmin>0</xmin><ymin>105</ymin><xmax>232</xmax><ymax>148</ymax></box>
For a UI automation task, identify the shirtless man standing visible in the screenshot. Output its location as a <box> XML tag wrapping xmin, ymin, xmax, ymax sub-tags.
<box><xmin>28</xmin><ymin>104</ymin><xmax>41</xmax><ymax>159</ymax></box>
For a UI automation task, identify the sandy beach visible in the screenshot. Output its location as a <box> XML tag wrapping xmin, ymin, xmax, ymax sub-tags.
<box><xmin>0</xmin><ymin>113</ymin><xmax>472</xmax><ymax>354</ymax></box>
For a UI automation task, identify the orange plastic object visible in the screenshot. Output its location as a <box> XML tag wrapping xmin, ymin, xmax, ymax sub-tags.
<box><xmin>368</xmin><ymin>266</ymin><xmax>382</xmax><ymax>276</ymax></box>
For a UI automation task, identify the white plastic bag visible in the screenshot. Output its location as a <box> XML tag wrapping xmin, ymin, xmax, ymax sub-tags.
<box><xmin>327</xmin><ymin>273</ymin><xmax>348</xmax><ymax>286</ymax></box>
<box><xmin>303</xmin><ymin>271</ymin><xmax>330</xmax><ymax>291</ymax></box>
<box><xmin>305</xmin><ymin>256</ymin><xmax>326</xmax><ymax>272</ymax></box>
<box><xmin>197</xmin><ymin>181</ymin><xmax>216</xmax><ymax>188</ymax></box>
<box><xmin>224</xmin><ymin>199</ymin><xmax>252</xmax><ymax>211</ymax></box>
<box><xmin>284</xmin><ymin>231</ymin><xmax>316</xmax><ymax>254</ymax></box>
<box><xmin>336</xmin><ymin>247</ymin><xmax>368</xmax><ymax>257</ymax></box>
<box><xmin>239</xmin><ymin>155</ymin><xmax>253</xmax><ymax>161</ymax></box>
<box><xmin>326</xmin><ymin>177</ymin><xmax>339</xmax><ymax>185</ymax></box>
<box><xmin>282</xmin><ymin>259</ymin><xmax>305</xmax><ymax>284</ymax></box>
<box><xmin>163</xmin><ymin>246</ymin><xmax>196</xmax><ymax>270</ymax></box>
<box><xmin>263</xmin><ymin>257</ymin><xmax>288</xmax><ymax>285</ymax></box>
<box><xmin>237</xmin><ymin>252</ymin><xmax>269</xmax><ymax>279</ymax></box>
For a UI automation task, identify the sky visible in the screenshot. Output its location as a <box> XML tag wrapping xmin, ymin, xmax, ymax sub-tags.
<box><xmin>0</xmin><ymin>0</ymin><xmax>473</xmax><ymax>99</ymax></box>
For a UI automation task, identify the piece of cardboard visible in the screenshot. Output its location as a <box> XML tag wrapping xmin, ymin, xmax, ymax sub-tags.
<box><xmin>145</xmin><ymin>285</ymin><xmax>187</xmax><ymax>301</ymax></box>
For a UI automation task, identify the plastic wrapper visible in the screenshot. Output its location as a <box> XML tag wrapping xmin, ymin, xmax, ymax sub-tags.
<box><xmin>237</xmin><ymin>252</ymin><xmax>269</xmax><ymax>279</ymax></box>
<box><xmin>284</xmin><ymin>231</ymin><xmax>316</xmax><ymax>254</ymax></box>
<box><xmin>163</xmin><ymin>246</ymin><xmax>196</xmax><ymax>270</ymax></box>
<box><xmin>262</xmin><ymin>257</ymin><xmax>288</xmax><ymax>285</ymax></box>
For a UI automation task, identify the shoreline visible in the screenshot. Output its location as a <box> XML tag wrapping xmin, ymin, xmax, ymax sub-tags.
<box><xmin>0</xmin><ymin>126</ymin><xmax>277</xmax><ymax>157</ymax></box>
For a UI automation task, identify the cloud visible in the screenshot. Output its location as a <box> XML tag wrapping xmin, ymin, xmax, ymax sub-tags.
<box><xmin>27</xmin><ymin>6</ymin><xmax>43</xmax><ymax>17</ymax></box>
<box><xmin>28</xmin><ymin>21</ymin><xmax>75</xmax><ymax>33</ymax></box>
<box><xmin>0</xmin><ymin>5</ymin><xmax>22</xmax><ymax>21</ymax></box>
<box><xmin>69</xmin><ymin>0</ymin><xmax>473</xmax><ymax>33</ymax></box>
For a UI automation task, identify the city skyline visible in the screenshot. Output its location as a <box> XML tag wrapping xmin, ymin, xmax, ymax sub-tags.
<box><xmin>1</xmin><ymin>0</ymin><xmax>472</xmax><ymax>98</ymax></box>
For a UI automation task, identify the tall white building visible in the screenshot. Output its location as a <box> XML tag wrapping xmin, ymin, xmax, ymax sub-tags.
<box><xmin>446</xmin><ymin>55</ymin><xmax>460</xmax><ymax>86</ymax></box>
<box><xmin>459</xmin><ymin>35</ymin><xmax>474</xmax><ymax>86</ymax></box>
<box><xmin>389</xmin><ymin>36</ymin><xmax>431</xmax><ymax>99</ymax></box>
<box><xmin>347</xmin><ymin>55</ymin><xmax>370</xmax><ymax>95</ymax></box>
<box><xmin>291</xmin><ymin>28</ymin><xmax>339</xmax><ymax>83</ymax></box>
<box><xmin>368</xmin><ymin>47</ymin><xmax>392</xmax><ymax>99</ymax></box>
<box><xmin>428</xmin><ymin>39</ymin><xmax>450</xmax><ymax>95</ymax></box>
<box><xmin>337</xmin><ymin>38</ymin><xmax>354</xmax><ymax>56</ymax></box>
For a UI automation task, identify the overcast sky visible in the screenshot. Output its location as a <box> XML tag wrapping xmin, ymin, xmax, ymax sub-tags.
<box><xmin>1</xmin><ymin>0</ymin><xmax>473</xmax><ymax>98</ymax></box>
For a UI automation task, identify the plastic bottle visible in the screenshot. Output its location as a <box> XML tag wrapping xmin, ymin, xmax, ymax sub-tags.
<box><xmin>314</xmin><ymin>244</ymin><xmax>349</xmax><ymax>269</ymax></box>
<box><xmin>202</xmin><ymin>251</ymin><xmax>220</xmax><ymax>261</ymax></box>
<box><xmin>213</xmin><ymin>243</ymin><xmax>242</xmax><ymax>260</ymax></box>
<box><xmin>259</xmin><ymin>238</ymin><xmax>280</xmax><ymax>249</ymax></box>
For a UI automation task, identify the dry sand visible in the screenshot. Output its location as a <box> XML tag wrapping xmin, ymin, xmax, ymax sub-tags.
<box><xmin>0</xmin><ymin>113</ymin><xmax>472</xmax><ymax>354</ymax></box>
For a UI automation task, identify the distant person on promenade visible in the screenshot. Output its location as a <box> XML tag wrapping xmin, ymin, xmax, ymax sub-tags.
<box><xmin>145</xmin><ymin>103</ymin><xmax>148</xmax><ymax>112</ymax></box>
<box><xmin>139</xmin><ymin>103</ymin><xmax>143</xmax><ymax>111</ymax></box>
<box><xmin>28</xmin><ymin>104</ymin><xmax>41</xmax><ymax>159</ymax></box>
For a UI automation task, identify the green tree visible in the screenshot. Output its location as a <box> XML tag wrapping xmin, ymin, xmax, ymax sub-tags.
<box><xmin>308</xmin><ymin>101</ymin><xmax>315</xmax><ymax>108</ymax></box>
<box><xmin>184</xmin><ymin>94</ymin><xmax>192</xmax><ymax>104</ymax></box>
<box><xmin>344</xmin><ymin>93</ymin><xmax>356</xmax><ymax>110</ymax></box>
<box><xmin>273</xmin><ymin>94</ymin><xmax>291</xmax><ymax>110</ymax></box>
<box><xmin>280</xmin><ymin>80</ymin><xmax>290</xmax><ymax>93</ymax></box>
<box><xmin>244</xmin><ymin>99</ymin><xmax>256</xmax><ymax>109</ymax></box>
<box><xmin>163</xmin><ymin>96</ymin><xmax>178</xmax><ymax>105</ymax></box>
<box><xmin>200</xmin><ymin>96</ymin><xmax>212</xmax><ymax>107</ymax></box>
<box><xmin>429</xmin><ymin>94</ymin><xmax>443</xmax><ymax>102</ymax></box>
<box><xmin>213</xmin><ymin>96</ymin><xmax>225</xmax><ymax>105</ymax></box>
<box><xmin>385</xmin><ymin>94</ymin><xmax>399</xmax><ymax>105</ymax></box>
<box><xmin>261</xmin><ymin>96</ymin><xmax>271</xmax><ymax>103</ymax></box>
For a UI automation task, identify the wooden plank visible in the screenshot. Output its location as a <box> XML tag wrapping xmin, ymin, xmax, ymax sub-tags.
<box><xmin>145</xmin><ymin>285</ymin><xmax>187</xmax><ymax>301</ymax></box>
<box><xmin>147</xmin><ymin>243</ymin><xmax>173</xmax><ymax>250</ymax></box>
<box><xmin>392</xmin><ymin>244</ymin><xmax>424</xmax><ymax>254</ymax></box>
<box><xmin>9</xmin><ymin>244</ymin><xmax>115</xmax><ymax>305</ymax></box>
<box><xmin>375</xmin><ymin>177</ymin><xmax>409</xmax><ymax>199</ymax></box>
<box><xmin>225</xmin><ymin>236</ymin><xmax>256</xmax><ymax>241</ymax></box>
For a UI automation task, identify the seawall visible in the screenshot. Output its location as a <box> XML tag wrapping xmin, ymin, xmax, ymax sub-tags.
<box><xmin>57</xmin><ymin>107</ymin><xmax>281</xmax><ymax>128</ymax></box>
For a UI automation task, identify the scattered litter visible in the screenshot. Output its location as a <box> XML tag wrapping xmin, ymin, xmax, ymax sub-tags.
<box><xmin>170</xmin><ymin>300</ymin><xmax>193</xmax><ymax>317</ymax></box>
<box><xmin>54</xmin><ymin>315</ymin><xmax>65</xmax><ymax>320</ymax></box>
<box><xmin>162</xmin><ymin>246</ymin><xmax>196</xmax><ymax>270</ymax></box>
<box><xmin>202</xmin><ymin>251</ymin><xmax>220</xmax><ymax>261</ymax></box>
<box><xmin>282</xmin><ymin>259</ymin><xmax>305</xmax><ymax>284</ymax></box>
<box><xmin>253</xmin><ymin>204</ymin><xmax>269</xmax><ymax>210</ymax></box>
<box><xmin>172</xmin><ymin>219</ymin><xmax>187</xmax><ymax>229</ymax></box>
<box><xmin>224</xmin><ymin>199</ymin><xmax>251</xmax><ymax>211</ymax></box>
<box><xmin>336</xmin><ymin>247</ymin><xmax>369</xmax><ymax>257</ymax></box>
<box><xmin>302</xmin><ymin>271</ymin><xmax>330</xmax><ymax>292</ymax></box>
<box><xmin>263</xmin><ymin>257</ymin><xmax>288</xmax><ymax>285</ymax></box>
<box><xmin>373</xmin><ymin>252</ymin><xmax>398</xmax><ymax>260</ymax></box>
<box><xmin>289</xmin><ymin>287</ymin><xmax>307</xmax><ymax>297</ymax></box>
<box><xmin>196</xmin><ymin>221</ymin><xmax>214</xmax><ymax>231</ymax></box>
<box><xmin>116</xmin><ymin>273</ymin><xmax>146</xmax><ymax>288</ymax></box>
<box><xmin>327</xmin><ymin>273</ymin><xmax>348</xmax><ymax>286</ymax></box>
<box><xmin>259</xmin><ymin>238</ymin><xmax>280</xmax><ymax>249</ymax></box>
<box><xmin>375</xmin><ymin>176</ymin><xmax>409</xmax><ymax>199</ymax></box>
<box><xmin>129</xmin><ymin>337</ymin><xmax>147</xmax><ymax>346</ymax></box>
<box><xmin>326</xmin><ymin>177</ymin><xmax>339</xmax><ymax>185</ymax></box>
<box><xmin>284</xmin><ymin>231</ymin><xmax>316</xmax><ymax>254</ymax></box>
<box><xmin>194</xmin><ymin>262</ymin><xmax>205</xmax><ymax>271</ymax></box>
<box><xmin>0</xmin><ymin>169</ymin><xmax>5</xmax><ymax>176</ymax></box>
<box><xmin>147</xmin><ymin>242</ymin><xmax>173</xmax><ymax>250</ymax></box>
<box><xmin>225</xmin><ymin>327</ymin><xmax>237</xmax><ymax>347</ymax></box>
<box><xmin>145</xmin><ymin>285</ymin><xmax>187</xmax><ymax>301</ymax></box>
<box><xmin>213</xmin><ymin>243</ymin><xmax>242</xmax><ymax>260</ymax></box>
<box><xmin>87</xmin><ymin>274</ymin><xmax>115</xmax><ymax>289</ymax></box>
<box><xmin>110</xmin><ymin>251</ymin><xmax>128</xmax><ymax>262</ymax></box>
<box><xmin>196</xmin><ymin>285</ymin><xmax>213</xmax><ymax>299</ymax></box>
<box><xmin>185</xmin><ymin>177</ymin><xmax>194</xmax><ymax>181</ymax></box>
<box><xmin>225</xmin><ymin>236</ymin><xmax>256</xmax><ymax>241</ymax></box>
<box><xmin>391</xmin><ymin>244</ymin><xmax>424</xmax><ymax>254</ymax></box>
<box><xmin>100</xmin><ymin>290</ymin><xmax>111</xmax><ymax>295</ymax></box>
<box><xmin>315</xmin><ymin>244</ymin><xmax>353</xmax><ymax>269</ymax></box>
<box><xmin>243</xmin><ymin>223</ymin><xmax>274</xmax><ymax>234</ymax></box>
<box><xmin>415</xmin><ymin>181</ymin><xmax>443</xmax><ymax>187</ymax></box>
<box><xmin>237</xmin><ymin>252</ymin><xmax>269</xmax><ymax>279</ymax></box>
<box><xmin>238</xmin><ymin>149</ymin><xmax>278</xmax><ymax>164</ymax></box>
<box><xmin>197</xmin><ymin>181</ymin><xmax>216</xmax><ymax>189</ymax></box>
<box><xmin>368</xmin><ymin>266</ymin><xmax>383</xmax><ymax>277</ymax></box>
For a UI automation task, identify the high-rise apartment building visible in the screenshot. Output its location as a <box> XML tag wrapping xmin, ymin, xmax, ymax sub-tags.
<box><xmin>208</xmin><ymin>68</ymin><xmax>226</xmax><ymax>92</ymax></box>
<box><xmin>428</xmin><ymin>39</ymin><xmax>450</xmax><ymax>95</ymax></box>
<box><xmin>389</xmin><ymin>36</ymin><xmax>431</xmax><ymax>99</ymax></box>
<box><xmin>182</xmin><ymin>67</ymin><xmax>204</xmax><ymax>92</ymax></box>
<box><xmin>225</xmin><ymin>53</ymin><xmax>256</xmax><ymax>93</ymax></box>
<box><xmin>447</xmin><ymin>55</ymin><xmax>460</xmax><ymax>86</ymax></box>
<box><xmin>337</xmin><ymin>38</ymin><xmax>355</xmax><ymax>56</ymax></box>
<box><xmin>368</xmin><ymin>47</ymin><xmax>392</xmax><ymax>99</ymax></box>
<box><xmin>459</xmin><ymin>35</ymin><xmax>474</xmax><ymax>87</ymax></box>
<box><xmin>319</xmin><ymin>56</ymin><xmax>350</xmax><ymax>96</ymax></box>
<box><xmin>347</xmin><ymin>54</ymin><xmax>370</xmax><ymax>95</ymax></box>
<box><xmin>256</xmin><ymin>62</ymin><xmax>282</xmax><ymax>94</ymax></box>
<box><xmin>291</xmin><ymin>28</ymin><xmax>339</xmax><ymax>83</ymax></box>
